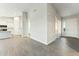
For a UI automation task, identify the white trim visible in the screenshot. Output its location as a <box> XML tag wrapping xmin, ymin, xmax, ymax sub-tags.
<box><xmin>30</xmin><ymin>36</ymin><xmax>48</xmax><ymax>45</ymax></box>
<box><xmin>47</xmin><ymin>38</ymin><xmax>57</xmax><ymax>45</ymax></box>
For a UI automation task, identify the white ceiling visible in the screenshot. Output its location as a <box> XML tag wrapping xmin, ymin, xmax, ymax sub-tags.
<box><xmin>53</xmin><ymin>3</ymin><xmax>79</xmax><ymax>17</ymax></box>
<box><xmin>0</xmin><ymin>3</ymin><xmax>78</xmax><ymax>18</ymax></box>
<box><xmin>0</xmin><ymin>3</ymin><xmax>39</xmax><ymax>17</ymax></box>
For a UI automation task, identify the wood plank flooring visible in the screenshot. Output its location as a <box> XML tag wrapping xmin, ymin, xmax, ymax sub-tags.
<box><xmin>0</xmin><ymin>36</ymin><xmax>79</xmax><ymax>56</ymax></box>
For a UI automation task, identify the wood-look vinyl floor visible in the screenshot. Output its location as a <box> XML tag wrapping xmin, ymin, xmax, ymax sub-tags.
<box><xmin>0</xmin><ymin>36</ymin><xmax>79</xmax><ymax>56</ymax></box>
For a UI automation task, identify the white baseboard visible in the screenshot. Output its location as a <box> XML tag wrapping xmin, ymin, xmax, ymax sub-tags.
<box><xmin>30</xmin><ymin>36</ymin><xmax>48</xmax><ymax>45</ymax></box>
<box><xmin>47</xmin><ymin>34</ymin><xmax>61</xmax><ymax>45</ymax></box>
<box><xmin>30</xmin><ymin>36</ymin><xmax>58</xmax><ymax>45</ymax></box>
<box><xmin>26</xmin><ymin>35</ymin><xmax>61</xmax><ymax>45</ymax></box>
<box><xmin>47</xmin><ymin>38</ymin><xmax>56</xmax><ymax>45</ymax></box>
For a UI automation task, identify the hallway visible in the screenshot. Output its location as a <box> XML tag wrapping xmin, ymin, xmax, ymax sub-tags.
<box><xmin>0</xmin><ymin>36</ymin><xmax>79</xmax><ymax>56</ymax></box>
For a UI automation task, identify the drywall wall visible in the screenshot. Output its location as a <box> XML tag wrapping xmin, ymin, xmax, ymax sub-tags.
<box><xmin>28</xmin><ymin>3</ymin><xmax>47</xmax><ymax>44</ymax></box>
<box><xmin>62</xmin><ymin>16</ymin><xmax>78</xmax><ymax>37</ymax></box>
<box><xmin>13</xmin><ymin>17</ymin><xmax>21</xmax><ymax>35</ymax></box>
<box><xmin>47</xmin><ymin>4</ymin><xmax>61</xmax><ymax>44</ymax></box>
<box><xmin>22</xmin><ymin>12</ymin><xmax>28</xmax><ymax>37</ymax></box>
<box><xmin>28</xmin><ymin>3</ymin><xmax>61</xmax><ymax>45</ymax></box>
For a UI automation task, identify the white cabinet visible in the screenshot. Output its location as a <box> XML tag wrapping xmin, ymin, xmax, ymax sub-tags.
<box><xmin>0</xmin><ymin>31</ymin><xmax>11</xmax><ymax>39</ymax></box>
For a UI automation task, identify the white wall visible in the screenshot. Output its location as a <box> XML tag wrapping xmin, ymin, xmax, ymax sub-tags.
<box><xmin>13</xmin><ymin>16</ymin><xmax>22</xmax><ymax>35</ymax></box>
<box><xmin>62</xmin><ymin>16</ymin><xmax>79</xmax><ymax>37</ymax></box>
<box><xmin>22</xmin><ymin>12</ymin><xmax>28</xmax><ymax>37</ymax></box>
<box><xmin>47</xmin><ymin>4</ymin><xmax>61</xmax><ymax>44</ymax></box>
<box><xmin>28</xmin><ymin>3</ymin><xmax>61</xmax><ymax>45</ymax></box>
<box><xmin>29</xmin><ymin>3</ymin><xmax>47</xmax><ymax>44</ymax></box>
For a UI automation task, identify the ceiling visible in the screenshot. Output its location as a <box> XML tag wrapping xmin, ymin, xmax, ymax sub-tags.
<box><xmin>53</xmin><ymin>3</ymin><xmax>79</xmax><ymax>18</ymax></box>
<box><xmin>0</xmin><ymin>3</ymin><xmax>39</xmax><ymax>17</ymax></box>
<box><xmin>0</xmin><ymin>3</ymin><xmax>79</xmax><ymax>18</ymax></box>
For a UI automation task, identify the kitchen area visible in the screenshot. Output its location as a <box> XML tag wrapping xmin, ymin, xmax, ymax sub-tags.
<box><xmin>0</xmin><ymin>16</ymin><xmax>22</xmax><ymax>39</ymax></box>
